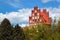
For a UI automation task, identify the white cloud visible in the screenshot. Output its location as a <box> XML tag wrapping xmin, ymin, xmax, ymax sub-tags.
<box><xmin>0</xmin><ymin>7</ymin><xmax>60</xmax><ymax>27</ymax></box>
<box><xmin>8</xmin><ymin>0</ymin><xmax>21</xmax><ymax>8</ymax></box>
<box><xmin>41</xmin><ymin>0</ymin><xmax>52</xmax><ymax>3</ymax></box>
<box><xmin>56</xmin><ymin>0</ymin><xmax>60</xmax><ymax>2</ymax></box>
<box><xmin>1</xmin><ymin>0</ymin><xmax>21</xmax><ymax>8</ymax></box>
<box><xmin>41</xmin><ymin>0</ymin><xmax>60</xmax><ymax>3</ymax></box>
<box><xmin>19</xmin><ymin>24</ymin><xmax>29</xmax><ymax>27</ymax></box>
<box><xmin>0</xmin><ymin>8</ymin><xmax>32</xmax><ymax>27</ymax></box>
<box><xmin>46</xmin><ymin>7</ymin><xmax>60</xmax><ymax>19</ymax></box>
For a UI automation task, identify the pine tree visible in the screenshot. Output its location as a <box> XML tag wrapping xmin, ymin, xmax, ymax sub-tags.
<box><xmin>0</xmin><ymin>18</ymin><xmax>13</xmax><ymax>40</ymax></box>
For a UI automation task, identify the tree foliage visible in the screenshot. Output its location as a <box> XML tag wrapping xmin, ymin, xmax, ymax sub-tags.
<box><xmin>0</xmin><ymin>18</ymin><xmax>60</xmax><ymax>40</ymax></box>
<box><xmin>12</xmin><ymin>24</ymin><xmax>25</xmax><ymax>40</ymax></box>
<box><xmin>24</xmin><ymin>19</ymin><xmax>60</xmax><ymax>40</ymax></box>
<box><xmin>0</xmin><ymin>18</ymin><xmax>25</xmax><ymax>40</ymax></box>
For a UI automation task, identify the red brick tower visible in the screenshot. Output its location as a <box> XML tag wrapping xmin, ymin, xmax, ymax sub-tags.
<box><xmin>29</xmin><ymin>6</ymin><xmax>52</xmax><ymax>26</ymax></box>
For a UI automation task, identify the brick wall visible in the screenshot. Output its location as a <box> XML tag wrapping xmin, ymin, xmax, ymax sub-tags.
<box><xmin>29</xmin><ymin>6</ymin><xmax>52</xmax><ymax>26</ymax></box>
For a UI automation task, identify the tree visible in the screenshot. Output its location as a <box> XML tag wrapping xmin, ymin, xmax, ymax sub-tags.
<box><xmin>12</xmin><ymin>24</ymin><xmax>25</xmax><ymax>40</ymax></box>
<box><xmin>58</xmin><ymin>18</ymin><xmax>60</xmax><ymax>29</ymax></box>
<box><xmin>0</xmin><ymin>18</ymin><xmax>13</xmax><ymax>40</ymax></box>
<box><xmin>1</xmin><ymin>18</ymin><xmax>11</xmax><ymax>27</ymax></box>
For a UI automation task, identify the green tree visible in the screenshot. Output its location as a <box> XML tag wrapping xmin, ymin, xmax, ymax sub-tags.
<box><xmin>12</xmin><ymin>24</ymin><xmax>25</xmax><ymax>40</ymax></box>
<box><xmin>0</xmin><ymin>18</ymin><xmax>13</xmax><ymax>40</ymax></box>
<box><xmin>58</xmin><ymin>18</ymin><xmax>60</xmax><ymax>30</ymax></box>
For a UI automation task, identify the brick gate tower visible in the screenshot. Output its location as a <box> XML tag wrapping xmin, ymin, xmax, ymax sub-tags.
<box><xmin>29</xmin><ymin>6</ymin><xmax>52</xmax><ymax>26</ymax></box>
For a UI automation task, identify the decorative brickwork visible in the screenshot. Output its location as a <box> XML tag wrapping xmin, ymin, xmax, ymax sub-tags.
<box><xmin>29</xmin><ymin>6</ymin><xmax>52</xmax><ymax>26</ymax></box>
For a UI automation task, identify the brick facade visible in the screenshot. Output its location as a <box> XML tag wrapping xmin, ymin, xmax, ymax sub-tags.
<box><xmin>29</xmin><ymin>6</ymin><xmax>52</xmax><ymax>26</ymax></box>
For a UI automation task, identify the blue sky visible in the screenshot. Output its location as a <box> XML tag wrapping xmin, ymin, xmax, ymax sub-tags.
<box><xmin>0</xmin><ymin>0</ymin><xmax>60</xmax><ymax>13</ymax></box>
<box><xmin>0</xmin><ymin>0</ymin><xmax>60</xmax><ymax>27</ymax></box>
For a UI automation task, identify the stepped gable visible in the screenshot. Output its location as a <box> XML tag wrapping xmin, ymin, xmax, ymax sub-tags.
<box><xmin>29</xmin><ymin>6</ymin><xmax>52</xmax><ymax>26</ymax></box>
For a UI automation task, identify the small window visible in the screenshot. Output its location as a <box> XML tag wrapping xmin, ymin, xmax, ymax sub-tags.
<box><xmin>32</xmin><ymin>20</ymin><xmax>34</xmax><ymax>21</ymax></box>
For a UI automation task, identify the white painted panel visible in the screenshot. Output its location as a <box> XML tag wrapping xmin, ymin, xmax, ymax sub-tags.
<box><xmin>30</xmin><ymin>20</ymin><xmax>32</xmax><ymax>23</ymax></box>
<box><xmin>35</xmin><ymin>10</ymin><xmax>37</xmax><ymax>13</ymax></box>
<box><xmin>32</xmin><ymin>13</ymin><xmax>34</xmax><ymax>16</ymax></box>
<box><xmin>35</xmin><ymin>16</ymin><xmax>37</xmax><ymax>19</ymax></box>
<box><xmin>32</xmin><ymin>17</ymin><xmax>34</xmax><ymax>19</ymax></box>
<box><xmin>37</xmin><ymin>16</ymin><xmax>39</xmax><ymax>19</ymax></box>
<box><xmin>40</xmin><ymin>19</ymin><xmax>42</xmax><ymax>22</ymax></box>
<box><xmin>37</xmin><ymin>13</ymin><xmax>39</xmax><ymax>16</ymax></box>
